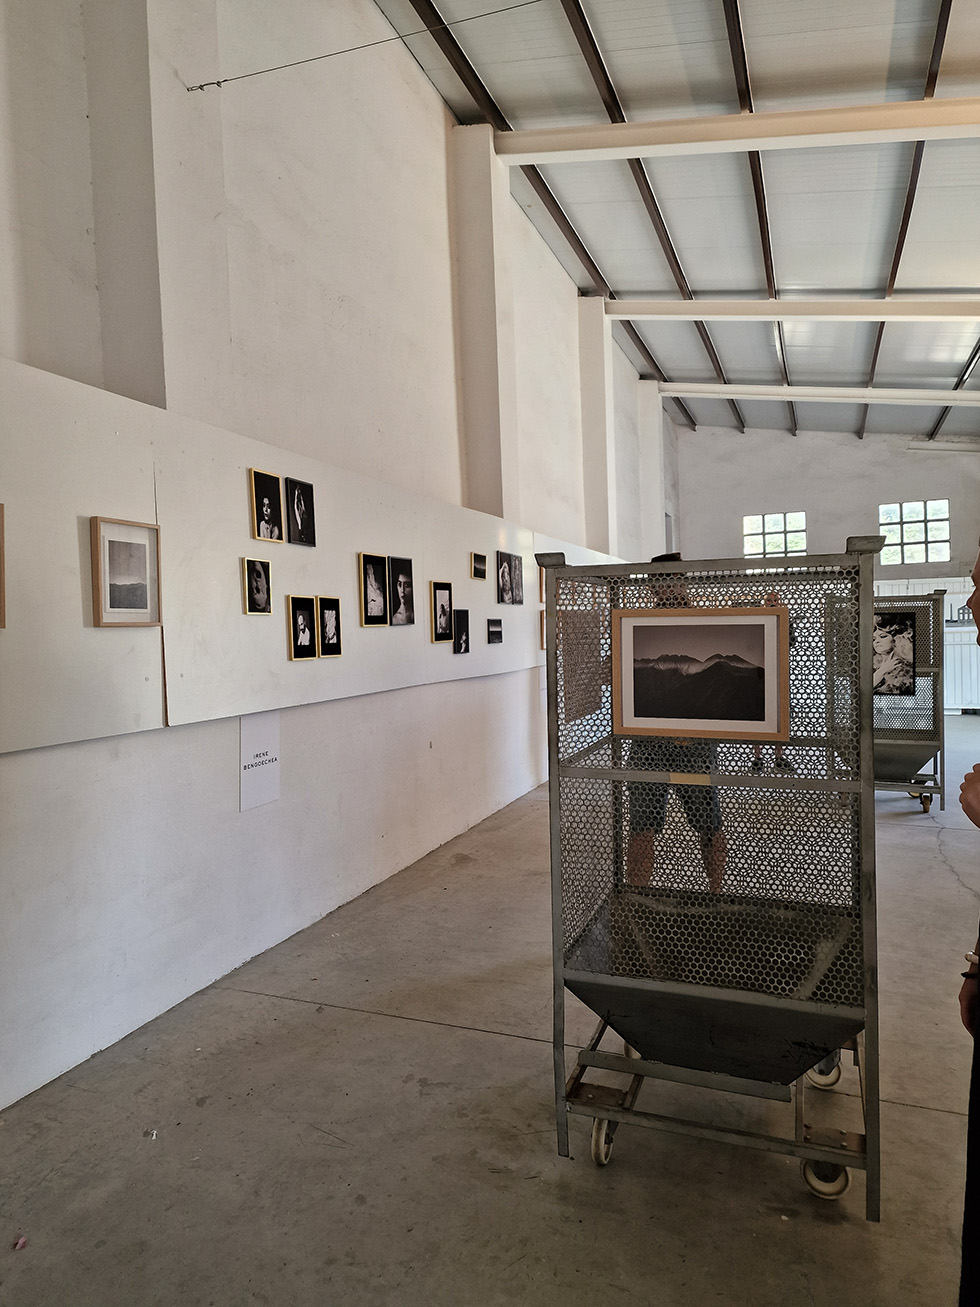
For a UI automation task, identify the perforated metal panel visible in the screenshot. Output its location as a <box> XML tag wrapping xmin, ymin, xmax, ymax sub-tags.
<box><xmin>872</xmin><ymin>594</ymin><xmax>943</xmax><ymax>738</ymax></box>
<box><xmin>550</xmin><ymin>558</ymin><xmax>870</xmax><ymax>1012</ymax></box>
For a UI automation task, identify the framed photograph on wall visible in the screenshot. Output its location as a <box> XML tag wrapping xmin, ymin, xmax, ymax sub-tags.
<box><xmin>487</xmin><ymin>617</ymin><xmax>503</xmax><ymax>645</ymax></box>
<box><xmin>288</xmin><ymin>595</ymin><xmax>317</xmax><ymax>660</ymax></box>
<box><xmin>873</xmin><ymin>610</ymin><xmax>915</xmax><ymax>695</ymax></box>
<box><xmin>317</xmin><ymin>596</ymin><xmax>342</xmax><ymax>657</ymax></box>
<box><xmin>453</xmin><ymin>609</ymin><xmax>470</xmax><ymax>654</ymax></box>
<box><xmin>250</xmin><ymin>468</ymin><xmax>283</xmax><ymax>542</ymax></box>
<box><xmin>388</xmin><ymin>557</ymin><xmax>415</xmax><ymax>626</ymax></box>
<box><xmin>242</xmin><ymin>558</ymin><xmax>272</xmax><ymax>615</ymax></box>
<box><xmin>359</xmin><ymin>553</ymin><xmax>389</xmax><ymax>626</ymax></box>
<box><xmin>496</xmin><ymin>551</ymin><xmax>524</xmax><ymax>604</ymax></box>
<box><xmin>431</xmin><ymin>582</ymin><xmax>453</xmax><ymax>643</ymax></box>
<box><xmin>471</xmin><ymin>552</ymin><xmax>487</xmax><ymax>580</ymax></box>
<box><xmin>612</xmin><ymin>606</ymin><xmax>790</xmax><ymax>740</ymax></box>
<box><xmin>540</xmin><ymin>610</ymin><xmax>546</xmax><ymax>651</ymax></box>
<box><xmin>0</xmin><ymin>504</ymin><xmax>5</xmax><ymax>629</ymax></box>
<box><xmin>90</xmin><ymin>517</ymin><xmax>161</xmax><ymax>627</ymax></box>
<box><xmin>512</xmin><ymin>553</ymin><xmax>524</xmax><ymax>604</ymax></box>
<box><xmin>284</xmin><ymin>477</ymin><xmax>316</xmax><ymax>546</ymax></box>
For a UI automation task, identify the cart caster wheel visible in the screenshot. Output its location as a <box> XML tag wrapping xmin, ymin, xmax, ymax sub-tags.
<box><xmin>800</xmin><ymin>1159</ymin><xmax>850</xmax><ymax>1199</ymax></box>
<box><xmin>805</xmin><ymin>1052</ymin><xmax>842</xmax><ymax>1089</ymax></box>
<box><xmin>591</xmin><ymin>1118</ymin><xmax>614</xmax><ymax>1166</ymax></box>
<box><xmin>920</xmin><ymin>795</ymin><xmax>932</xmax><ymax>813</ymax></box>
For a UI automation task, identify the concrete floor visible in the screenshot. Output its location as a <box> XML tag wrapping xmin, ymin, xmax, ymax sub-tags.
<box><xmin>2</xmin><ymin>719</ymin><xmax>979</xmax><ymax>1306</ymax></box>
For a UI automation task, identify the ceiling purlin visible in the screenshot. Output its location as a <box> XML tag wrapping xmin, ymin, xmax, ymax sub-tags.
<box><xmin>555</xmin><ymin>0</ymin><xmax>747</xmax><ymax>432</ymax></box>
<box><xmin>399</xmin><ymin>0</ymin><xmax>696</xmax><ymax>430</ymax></box>
<box><xmin>721</xmin><ymin>0</ymin><xmax>797</xmax><ymax>436</ymax></box>
<box><xmin>928</xmin><ymin>338</ymin><xmax>980</xmax><ymax>440</ymax></box>
<box><xmin>858</xmin><ymin>0</ymin><xmax>953</xmax><ymax>440</ymax></box>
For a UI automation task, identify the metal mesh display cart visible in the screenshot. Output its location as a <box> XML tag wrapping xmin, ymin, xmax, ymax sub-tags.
<box><xmin>537</xmin><ymin>539</ymin><xmax>882</xmax><ymax>1220</ymax></box>
<box><xmin>873</xmin><ymin>591</ymin><xmax>945</xmax><ymax>813</ymax></box>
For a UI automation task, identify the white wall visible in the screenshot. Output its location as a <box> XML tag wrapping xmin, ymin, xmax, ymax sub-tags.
<box><xmin>0</xmin><ymin>0</ymin><xmax>668</xmax><ymax>1110</ymax></box>
<box><xmin>677</xmin><ymin>426</ymin><xmax>980</xmax><ymax>574</ymax></box>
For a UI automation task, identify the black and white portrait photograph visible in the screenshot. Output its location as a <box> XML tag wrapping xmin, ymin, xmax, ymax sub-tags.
<box><xmin>453</xmin><ymin>609</ymin><xmax>470</xmax><ymax>654</ymax></box>
<box><xmin>388</xmin><ymin>557</ymin><xmax>415</xmax><ymax>626</ymax></box>
<box><xmin>288</xmin><ymin>595</ymin><xmax>317</xmax><ymax>660</ymax></box>
<box><xmin>250</xmin><ymin>469</ymin><xmax>283</xmax><ymax>542</ymax></box>
<box><xmin>285</xmin><ymin>477</ymin><xmax>316</xmax><ymax>546</ymax></box>
<box><xmin>431</xmin><ymin>582</ymin><xmax>453</xmax><ymax>643</ymax></box>
<box><xmin>243</xmin><ymin>558</ymin><xmax>272</xmax><ymax>615</ymax></box>
<box><xmin>317</xmin><ymin>596</ymin><xmax>342</xmax><ymax>657</ymax></box>
<box><xmin>90</xmin><ymin>517</ymin><xmax>161</xmax><ymax>627</ymax></box>
<box><xmin>873</xmin><ymin>611</ymin><xmax>915</xmax><ymax>695</ymax></box>
<box><xmin>496</xmin><ymin>551</ymin><xmax>524</xmax><ymax>604</ymax></box>
<box><xmin>471</xmin><ymin>552</ymin><xmax>487</xmax><ymax>580</ymax></box>
<box><xmin>359</xmin><ymin>553</ymin><xmax>389</xmax><ymax>626</ymax></box>
<box><xmin>612</xmin><ymin>607</ymin><xmax>789</xmax><ymax>740</ymax></box>
<box><xmin>487</xmin><ymin>617</ymin><xmax>503</xmax><ymax>645</ymax></box>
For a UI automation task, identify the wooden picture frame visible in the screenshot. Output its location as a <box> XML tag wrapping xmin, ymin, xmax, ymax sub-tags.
<box><xmin>612</xmin><ymin>606</ymin><xmax>790</xmax><ymax>740</ymax></box>
<box><xmin>359</xmin><ymin>553</ymin><xmax>389</xmax><ymax>626</ymax></box>
<box><xmin>471</xmin><ymin>552</ymin><xmax>487</xmax><ymax>580</ymax></box>
<box><xmin>249</xmin><ymin>468</ymin><xmax>284</xmax><ymax>542</ymax></box>
<box><xmin>431</xmin><ymin>582</ymin><xmax>453</xmax><ymax>643</ymax></box>
<box><xmin>242</xmin><ymin>558</ymin><xmax>272</xmax><ymax>615</ymax></box>
<box><xmin>284</xmin><ymin>477</ymin><xmax>316</xmax><ymax>546</ymax></box>
<box><xmin>317</xmin><ymin>596</ymin><xmax>342</xmax><ymax>657</ymax></box>
<box><xmin>288</xmin><ymin>595</ymin><xmax>317</xmax><ymax>660</ymax></box>
<box><xmin>90</xmin><ymin>517</ymin><xmax>161</xmax><ymax>627</ymax></box>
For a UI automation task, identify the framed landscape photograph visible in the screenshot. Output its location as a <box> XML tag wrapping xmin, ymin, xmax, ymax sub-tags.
<box><xmin>388</xmin><ymin>557</ymin><xmax>415</xmax><ymax>626</ymax></box>
<box><xmin>612</xmin><ymin>606</ymin><xmax>790</xmax><ymax>740</ymax></box>
<box><xmin>487</xmin><ymin>617</ymin><xmax>503</xmax><ymax>645</ymax></box>
<box><xmin>431</xmin><ymin>582</ymin><xmax>453</xmax><ymax>643</ymax></box>
<box><xmin>284</xmin><ymin>477</ymin><xmax>316</xmax><ymax>546</ymax></box>
<box><xmin>242</xmin><ymin>558</ymin><xmax>272</xmax><ymax>615</ymax></box>
<box><xmin>250</xmin><ymin>468</ymin><xmax>283</xmax><ymax>542</ymax></box>
<box><xmin>288</xmin><ymin>595</ymin><xmax>317</xmax><ymax>660</ymax></box>
<box><xmin>453</xmin><ymin>609</ymin><xmax>470</xmax><ymax>654</ymax></box>
<box><xmin>873</xmin><ymin>610</ymin><xmax>915</xmax><ymax>695</ymax></box>
<box><xmin>359</xmin><ymin>553</ymin><xmax>389</xmax><ymax>626</ymax></box>
<box><xmin>90</xmin><ymin>517</ymin><xmax>161</xmax><ymax>627</ymax></box>
<box><xmin>471</xmin><ymin>552</ymin><xmax>487</xmax><ymax>580</ymax></box>
<box><xmin>317</xmin><ymin>596</ymin><xmax>342</xmax><ymax>657</ymax></box>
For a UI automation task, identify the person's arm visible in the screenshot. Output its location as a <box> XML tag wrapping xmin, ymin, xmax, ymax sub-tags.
<box><xmin>961</xmin><ymin>939</ymin><xmax>979</xmax><ymax>1037</ymax></box>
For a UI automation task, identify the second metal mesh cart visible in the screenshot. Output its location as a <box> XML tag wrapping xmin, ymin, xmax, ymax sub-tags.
<box><xmin>538</xmin><ymin>539</ymin><xmax>882</xmax><ymax>1220</ymax></box>
<box><xmin>873</xmin><ymin>590</ymin><xmax>946</xmax><ymax>813</ymax></box>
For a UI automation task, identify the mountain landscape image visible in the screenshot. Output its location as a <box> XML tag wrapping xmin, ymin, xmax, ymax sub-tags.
<box><xmin>632</xmin><ymin>649</ymin><xmax>766</xmax><ymax>722</ymax></box>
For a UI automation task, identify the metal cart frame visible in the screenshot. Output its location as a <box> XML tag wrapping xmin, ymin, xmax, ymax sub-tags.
<box><xmin>538</xmin><ymin>538</ymin><xmax>882</xmax><ymax>1221</ymax></box>
<box><xmin>873</xmin><ymin>590</ymin><xmax>946</xmax><ymax>813</ymax></box>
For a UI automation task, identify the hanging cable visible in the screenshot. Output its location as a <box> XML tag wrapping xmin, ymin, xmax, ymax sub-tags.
<box><xmin>186</xmin><ymin>0</ymin><xmax>544</xmax><ymax>91</ymax></box>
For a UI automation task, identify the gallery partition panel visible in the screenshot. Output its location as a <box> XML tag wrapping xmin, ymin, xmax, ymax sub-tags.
<box><xmin>539</xmin><ymin>540</ymin><xmax>882</xmax><ymax>1219</ymax></box>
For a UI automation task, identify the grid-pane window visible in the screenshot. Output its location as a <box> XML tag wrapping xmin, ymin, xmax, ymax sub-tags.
<box><xmin>879</xmin><ymin>499</ymin><xmax>950</xmax><ymax>565</ymax></box>
<box><xmin>742</xmin><ymin>511</ymin><xmax>806</xmax><ymax>558</ymax></box>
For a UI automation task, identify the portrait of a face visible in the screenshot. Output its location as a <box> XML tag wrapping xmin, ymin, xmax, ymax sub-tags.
<box><xmin>389</xmin><ymin>557</ymin><xmax>415</xmax><ymax>626</ymax></box>
<box><xmin>243</xmin><ymin>558</ymin><xmax>272</xmax><ymax>614</ymax></box>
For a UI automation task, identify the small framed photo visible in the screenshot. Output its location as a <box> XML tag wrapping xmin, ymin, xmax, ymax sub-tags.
<box><xmin>540</xmin><ymin>610</ymin><xmax>547</xmax><ymax>650</ymax></box>
<box><xmin>250</xmin><ymin>469</ymin><xmax>283</xmax><ymax>542</ymax></box>
<box><xmin>0</xmin><ymin>504</ymin><xmax>5</xmax><ymax>629</ymax></box>
<box><xmin>284</xmin><ymin>478</ymin><xmax>316</xmax><ymax>546</ymax></box>
<box><xmin>317</xmin><ymin>596</ymin><xmax>342</xmax><ymax>657</ymax></box>
<box><xmin>471</xmin><ymin>552</ymin><xmax>487</xmax><ymax>580</ymax></box>
<box><xmin>496</xmin><ymin>551</ymin><xmax>524</xmax><ymax>605</ymax></box>
<box><xmin>388</xmin><ymin>557</ymin><xmax>415</xmax><ymax>626</ymax></box>
<box><xmin>359</xmin><ymin>553</ymin><xmax>389</xmax><ymax>626</ymax></box>
<box><xmin>487</xmin><ymin>617</ymin><xmax>503</xmax><ymax>645</ymax></box>
<box><xmin>431</xmin><ymin>582</ymin><xmax>453</xmax><ymax>642</ymax></box>
<box><xmin>612</xmin><ymin>606</ymin><xmax>790</xmax><ymax>740</ymax></box>
<box><xmin>453</xmin><ymin>609</ymin><xmax>470</xmax><ymax>654</ymax></box>
<box><xmin>539</xmin><ymin>566</ymin><xmax>546</xmax><ymax>604</ymax></box>
<box><xmin>873</xmin><ymin>610</ymin><xmax>915</xmax><ymax>695</ymax></box>
<box><xmin>90</xmin><ymin>517</ymin><xmax>161</xmax><ymax>627</ymax></box>
<box><xmin>242</xmin><ymin>558</ymin><xmax>272</xmax><ymax>615</ymax></box>
<box><xmin>288</xmin><ymin>595</ymin><xmax>317</xmax><ymax>659</ymax></box>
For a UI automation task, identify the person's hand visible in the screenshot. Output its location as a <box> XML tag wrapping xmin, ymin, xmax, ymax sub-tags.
<box><xmin>960</xmin><ymin>764</ymin><xmax>980</xmax><ymax>830</ymax></box>
<box><xmin>873</xmin><ymin>649</ymin><xmax>901</xmax><ymax>686</ymax></box>
<box><xmin>960</xmin><ymin>973</ymin><xmax>978</xmax><ymax>1037</ymax></box>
